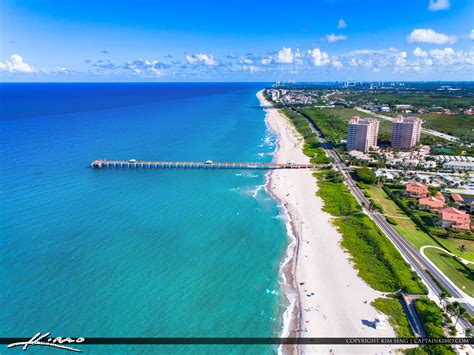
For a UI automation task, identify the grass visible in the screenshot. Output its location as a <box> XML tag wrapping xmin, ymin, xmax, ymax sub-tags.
<box><xmin>372</xmin><ymin>297</ymin><xmax>414</xmax><ymax>338</ymax></box>
<box><xmin>366</xmin><ymin>186</ymin><xmax>474</xmax><ymax>262</ymax></box>
<box><xmin>321</xmin><ymin>107</ymin><xmax>393</xmax><ymax>143</ymax></box>
<box><xmin>316</xmin><ymin>173</ymin><xmax>427</xmax><ymax>294</ymax></box>
<box><xmin>414</xmin><ymin>298</ymin><xmax>455</xmax><ymax>354</ymax></box>
<box><xmin>315</xmin><ymin>107</ymin><xmax>449</xmax><ymax>145</ymax></box>
<box><xmin>365</xmin><ymin>185</ymin><xmax>474</xmax><ymax>297</ymax></box>
<box><xmin>341</xmin><ymin>92</ymin><xmax>474</xmax><ymax>110</ymax></box>
<box><xmin>298</xmin><ymin>107</ymin><xmax>347</xmax><ymax>144</ymax></box>
<box><xmin>384</xmin><ymin>111</ymin><xmax>474</xmax><ymax>143</ymax></box>
<box><xmin>424</xmin><ymin>248</ymin><xmax>474</xmax><ymax>297</ymax></box>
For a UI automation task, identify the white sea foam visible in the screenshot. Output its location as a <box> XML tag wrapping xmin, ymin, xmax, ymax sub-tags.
<box><xmin>260</xmin><ymin>95</ymin><xmax>298</xmax><ymax>348</ymax></box>
<box><xmin>276</xmin><ymin>205</ymin><xmax>299</xmax><ymax>340</ymax></box>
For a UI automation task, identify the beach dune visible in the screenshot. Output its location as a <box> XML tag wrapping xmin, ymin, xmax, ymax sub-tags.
<box><xmin>258</xmin><ymin>91</ymin><xmax>399</xmax><ymax>354</ymax></box>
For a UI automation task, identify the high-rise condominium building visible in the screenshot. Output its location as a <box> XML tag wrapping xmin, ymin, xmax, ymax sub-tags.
<box><xmin>391</xmin><ymin>116</ymin><xmax>422</xmax><ymax>149</ymax></box>
<box><xmin>346</xmin><ymin>116</ymin><xmax>379</xmax><ymax>153</ymax></box>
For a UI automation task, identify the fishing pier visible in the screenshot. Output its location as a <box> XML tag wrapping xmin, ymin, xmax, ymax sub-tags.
<box><xmin>91</xmin><ymin>159</ymin><xmax>327</xmax><ymax>170</ymax></box>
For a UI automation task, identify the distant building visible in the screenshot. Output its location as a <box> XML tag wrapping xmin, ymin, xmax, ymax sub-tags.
<box><xmin>391</xmin><ymin>116</ymin><xmax>422</xmax><ymax>150</ymax></box>
<box><xmin>405</xmin><ymin>182</ymin><xmax>429</xmax><ymax>198</ymax></box>
<box><xmin>394</xmin><ymin>104</ymin><xmax>412</xmax><ymax>110</ymax></box>
<box><xmin>346</xmin><ymin>116</ymin><xmax>379</xmax><ymax>153</ymax></box>
<box><xmin>271</xmin><ymin>90</ymin><xmax>280</xmax><ymax>101</ymax></box>
<box><xmin>438</xmin><ymin>207</ymin><xmax>471</xmax><ymax>230</ymax></box>
<box><xmin>443</xmin><ymin>161</ymin><xmax>474</xmax><ymax>171</ymax></box>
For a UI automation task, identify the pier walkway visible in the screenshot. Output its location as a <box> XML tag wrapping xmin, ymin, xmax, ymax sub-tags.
<box><xmin>91</xmin><ymin>159</ymin><xmax>327</xmax><ymax>170</ymax></box>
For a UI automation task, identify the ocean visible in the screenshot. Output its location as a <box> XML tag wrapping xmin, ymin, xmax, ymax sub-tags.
<box><xmin>0</xmin><ymin>83</ymin><xmax>288</xmax><ymax>353</ymax></box>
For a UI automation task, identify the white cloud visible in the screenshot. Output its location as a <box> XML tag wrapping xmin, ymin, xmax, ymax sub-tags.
<box><xmin>338</xmin><ymin>19</ymin><xmax>347</xmax><ymax>29</ymax></box>
<box><xmin>185</xmin><ymin>53</ymin><xmax>218</xmax><ymax>66</ymax></box>
<box><xmin>413</xmin><ymin>47</ymin><xmax>428</xmax><ymax>57</ymax></box>
<box><xmin>260</xmin><ymin>56</ymin><xmax>272</xmax><ymax>65</ymax></box>
<box><xmin>326</xmin><ymin>34</ymin><xmax>348</xmax><ymax>43</ymax></box>
<box><xmin>429</xmin><ymin>47</ymin><xmax>455</xmax><ymax>61</ymax></box>
<box><xmin>331</xmin><ymin>57</ymin><xmax>343</xmax><ymax>69</ymax></box>
<box><xmin>395</xmin><ymin>51</ymin><xmax>408</xmax><ymax>67</ymax></box>
<box><xmin>307</xmin><ymin>48</ymin><xmax>331</xmax><ymax>66</ymax></box>
<box><xmin>276</xmin><ymin>47</ymin><xmax>294</xmax><ymax>63</ymax></box>
<box><xmin>428</xmin><ymin>0</ymin><xmax>451</xmax><ymax>11</ymax></box>
<box><xmin>241</xmin><ymin>58</ymin><xmax>253</xmax><ymax>65</ymax></box>
<box><xmin>407</xmin><ymin>29</ymin><xmax>456</xmax><ymax>44</ymax></box>
<box><xmin>468</xmin><ymin>30</ymin><xmax>474</xmax><ymax>40</ymax></box>
<box><xmin>123</xmin><ymin>59</ymin><xmax>169</xmax><ymax>76</ymax></box>
<box><xmin>0</xmin><ymin>54</ymin><xmax>34</xmax><ymax>73</ymax></box>
<box><xmin>242</xmin><ymin>65</ymin><xmax>262</xmax><ymax>73</ymax></box>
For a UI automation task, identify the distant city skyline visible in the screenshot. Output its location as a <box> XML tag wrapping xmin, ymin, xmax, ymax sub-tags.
<box><xmin>1</xmin><ymin>0</ymin><xmax>473</xmax><ymax>82</ymax></box>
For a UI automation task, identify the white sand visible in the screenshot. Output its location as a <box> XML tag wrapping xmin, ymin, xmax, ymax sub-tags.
<box><xmin>258</xmin><ymin>91</ymin><xmax>400</xmax><ymax>354</ymax></box>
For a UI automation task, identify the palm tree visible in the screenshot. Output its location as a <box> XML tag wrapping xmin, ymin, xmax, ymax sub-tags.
<box><xmin>465</xmin><ymin>328</ymin><xmax>472</xmax><ymax>338</ymax></box>
<box><xmin>458</xmin><ymin>245</ymin><xmax>467</xmax><ymax>255</ymax></box>
<box><xmin>446</xmin><ymin>302</ymin><xmax>455</xmax><ymax>316</ymax></box>
<box><xmin>455</xmin><ymin>306</ymin><xmax>466</xmax><ymax>327</ymax></box>
<box><xmin>439</xmin><ymin>291</ymin><xmax>449</xmax><ymax>310</ymax></box>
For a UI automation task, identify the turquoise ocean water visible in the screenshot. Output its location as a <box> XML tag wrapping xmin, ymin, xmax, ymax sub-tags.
<box><xmin>0</xmin><ymin>83</ymin><xmax>288</xmax><ymax>353</ymax></box>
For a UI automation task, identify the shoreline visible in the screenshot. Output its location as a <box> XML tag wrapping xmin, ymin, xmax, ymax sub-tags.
<box><xmin>262</xmin><ymin>118</ymin><xmax>302</xmax><ymax>340</ymax></box>
<box><xmin>257</xmin><ymin>90</ymin><xmax>399</xmax><ymax>354</ymax></box>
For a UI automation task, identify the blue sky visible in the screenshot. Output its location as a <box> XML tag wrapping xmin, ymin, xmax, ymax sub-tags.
<box><xmin>1</xmin><ymin>0</ymin><xmax>473</xmax><ymax>81</ymax></box>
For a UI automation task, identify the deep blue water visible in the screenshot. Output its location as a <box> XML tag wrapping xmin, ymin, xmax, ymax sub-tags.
<box><xmin>0</xmin><ymin>83</ymin><xmax>287</xmax><ymax>353</ymax></box>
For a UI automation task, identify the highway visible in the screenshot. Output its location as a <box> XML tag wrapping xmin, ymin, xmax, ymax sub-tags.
<box><xmin>293</xmin><ymin>109</ymin><xmax>474</xmax><ymax>332</ymax></box>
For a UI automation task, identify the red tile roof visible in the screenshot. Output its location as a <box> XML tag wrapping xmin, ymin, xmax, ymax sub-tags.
<box><xmin>450</xmin><ymin>193</ymin><xmax>464</xmax><ymax>203</ymax></box>
<box><xmin>418</xmin><ymin>196</ymin><xmax>445</xmax><ymax>209</ymax></box>
<box><xmin>439</xmin><ymin>207</ymin><xmax>470</xmax><ymax>226</ymax></box>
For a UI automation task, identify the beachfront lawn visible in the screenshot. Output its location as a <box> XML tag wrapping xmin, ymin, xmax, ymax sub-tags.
<box><xmin>372</xmin><ymin>297</ymin><xmax>414</xmax><ymax>338</ymax></box>
<box><xmin>423</xmin><ymin>248</ymin><xmax>474</xmax><ymax>297</ymax></box>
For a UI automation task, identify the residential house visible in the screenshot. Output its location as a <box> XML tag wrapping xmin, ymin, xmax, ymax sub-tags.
<box><xmin>438</xmin><ymin>207</ymin><xmax>471</xmax><ymax>230</ymax></box>
<box><xmin>418</xmin><ymin>196</ymin><xmax>445</xmax><ymax>211</ymax></box>
<box><xmin>405</xmin><ymin>182</ymin><xmax>429</xmax><ymax>198</ymax></box>
<box><xmin>450</xmin><ymin>193</ymin><xmax>464</xmax><ymax>206</ymax></box>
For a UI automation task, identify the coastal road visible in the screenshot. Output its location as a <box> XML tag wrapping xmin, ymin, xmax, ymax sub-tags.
<box><xmin>292</xmin><ymin>109</ymin><xmax>474</xmax><ymax>328</ymax></box>
<box><xmin>354</xmin><ymin>107</ymin><xmax>461</xmax><ymax>143</ymax></box>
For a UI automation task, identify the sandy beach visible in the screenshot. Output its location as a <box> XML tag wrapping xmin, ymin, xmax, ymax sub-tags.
<box><xmin>258</xmin><ymin>91</ymin><xmax>399</xmax><ymax>354</ymax></box>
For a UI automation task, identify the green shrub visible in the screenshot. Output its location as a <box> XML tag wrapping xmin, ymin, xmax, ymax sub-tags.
<box><xmin>372</xmin><ymin>297</ymin><xmax>414</xmax><ymax>337</ymax></box>
<box><xmin>415</xmin><ymin>298</ymin><xmax>455</xmax><ymax>354</ymax></box>
<box><xmin>335</xmin><ymin>214</ymin><xmax>427</xmax><ymax>294</ymax></box>
<box><xmin>298</xmin><ymin>108</ymin><xmax>347</xmax><ymax>144</ymax></box>
<box><xmin>317</xmin><ymin>178</ymin><xmax>361</xmax><ymax>217</ymax></box>
<box><xmin>353</xmin><ymin>167</ymin><xmax>377</xmax><ymax>184</ymax></box>
<box><xmin>386</xmin><ymin>217</ymin><xmax>398</xmax><ymax>225</ymax></box>
<box><xmin>280</xmin><ymin>109</ymin><xmax>330</xmax><ymax>164</ymax></box>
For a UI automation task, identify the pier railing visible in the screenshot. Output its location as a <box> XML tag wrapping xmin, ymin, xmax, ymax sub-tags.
<box><xmin>91</xmin><ymin>160</ymin><xmax>328</xmax><ymax>170</ymax></box>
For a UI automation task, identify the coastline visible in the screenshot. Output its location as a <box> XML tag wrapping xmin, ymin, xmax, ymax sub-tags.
<box><xmin>257</xmin><ymin>90</ymin><xmax>398</xmax><ymax>354</ymax></box>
